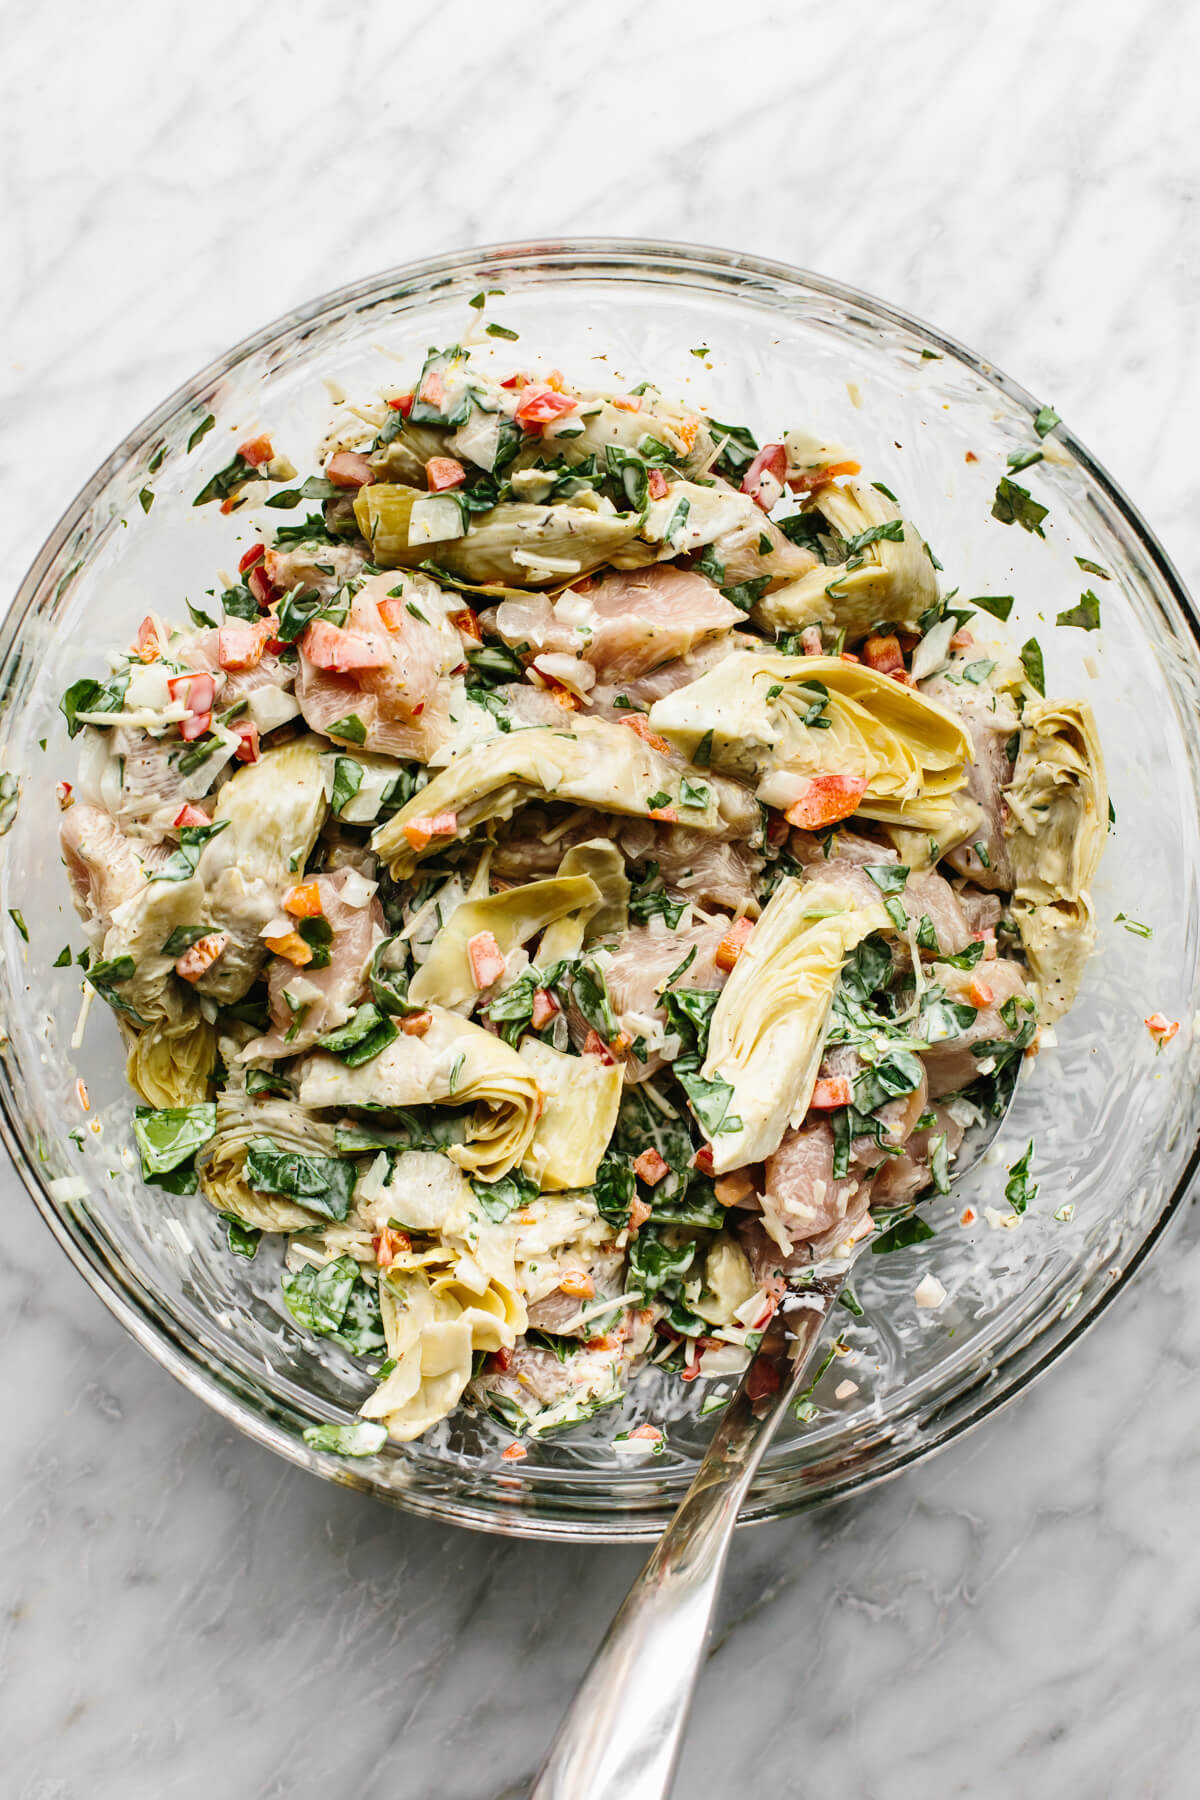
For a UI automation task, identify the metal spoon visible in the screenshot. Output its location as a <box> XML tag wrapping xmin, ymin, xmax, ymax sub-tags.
<box><xmin>529</xmin><ymin>1102</ymin><xmax>1011</xmax><ymax>1800</ymax></box>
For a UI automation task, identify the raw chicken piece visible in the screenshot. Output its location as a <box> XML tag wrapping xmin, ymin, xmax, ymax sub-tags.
<box><xmin>921</xmin><ymin>956</ymin><xmax>1030</xmax><ymax>1095</ymax></box>
<box><xmin>869</xmin><ymin>1103</ymin><xmax>965</xmax><ymax>1209</ymax></box>
<box><xmin>922</xmin><ymin>674</ymin><xmax>1018</xmax><ymax>889</ymax></box>
<box><xmin>588</xmin><ymin>630</ymin><xmax>747</xmax><ymax>719</ymax></box>
<box><xmin>61</xmin><ymin>803</ymin><xmax>151</xmax><ymax>931</ymax></box>
<box><xmin>600</xmin><ymin>918</ymin><xmax>730</xmax><ymax>1081</ymax></box>
<box><xmin>181</xmin><ymin>631</ymin><xmax>297</xmax><ymax>710</ymax></box>
<box><xmin>760</xmin><ymin>1119</ymin><xmax>865</xmax><ymax>1252</ymax></box>
<box><xmin>262</xmin><ymin>541</ymin><xmax>366</xmax><ymax>600</ymax></box>
<box><xmin>243</xmin><ymin>868</ymin><xmax>383</xmax><ymax>1060</ymax></box>
<box><xmin>487</xmin><ymin>565</ymin><xmax>741</xmax><ymax>688</ymax></box>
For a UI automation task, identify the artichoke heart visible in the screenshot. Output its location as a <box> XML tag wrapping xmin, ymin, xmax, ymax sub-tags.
<box><xmin>355</xmin><ymin>485</ymin><xmax>644</xmax><ymax>587</ymax></box>
<box><xmin>648</xmin><ymin>652</ymin><xmax>971</xmax><ymax>830</ymax></box>
<box><xmin>409</xmin><ymin>874</ymin><xmax>602</xmax><ymax>1011</ymax></box>
<box><xmin>372</xmin><ymin>718</ymin><xmax>742</xmax><ymax>879</ymax></box>
<box><xmin>1006</xmin><ymin>697</ymin><xmax>1107</xmax><ymax>1021</ymax></box>
<box><xmin>518</xmin><ymin>1036</ymin><xmax>623</xmax><ymax>1191</ymax></box>
<box><xmin>699</xmin><ymin>876</ymin><xmax>888</xmax><ymax>1173</ymax></box>
<box><xmin>198</xmin><ymin>1090</ymin><xmax>341</xmax><ymax>1232</ymax></box>
<box><xmin>538</xmin><ymin>839</ymin><xmax>631</xmax><ymax>965</ymax></box>
<box><xmin>754</xmin><ymin>482</ymin><xmax>937</xmax><ymax>640</ymax></box>
<box><xmin>298</xmin><ymin>1005</ymin><xmax>541</xmax><ymax>1182</ymax></box>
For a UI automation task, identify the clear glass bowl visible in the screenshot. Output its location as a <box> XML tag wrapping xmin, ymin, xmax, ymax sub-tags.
<box><xmin>4</xmin><ymin>239</ymin><xmax>1199</xmax><ymax>1542</ymax></box>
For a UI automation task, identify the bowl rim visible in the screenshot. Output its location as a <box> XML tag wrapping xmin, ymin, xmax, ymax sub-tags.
<box><xmin>6</xmin><ymin>234</ymin><xmax>1200</xmax><ymax>1541</ymax></box>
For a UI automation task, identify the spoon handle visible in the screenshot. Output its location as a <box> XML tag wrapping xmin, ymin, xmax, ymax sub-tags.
<box><xmin>529</xmin><ymin>1282</ymin><xmax>841</xmax><ymax>1800</ymax></box>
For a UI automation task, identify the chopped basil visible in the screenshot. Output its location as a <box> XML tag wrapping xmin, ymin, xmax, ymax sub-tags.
<box><xmin>1114</xmin><ymin>913</ymin><xmax>1152</xmax><ymax>938</ymax></box>
<box><xmin>53</xmin><ymin>945</ymin><xmax>72</xmax><ymax>967</ymax></box>
<box><xmin>677</xmin><ymin>1071</ymin><xmax>739</xmax><ymax>1137</ymax></box>
<box><xmin>485</xmin><ymin>322</ymin><xmax>519</xmax><ymax>341</ymax></box>
<box><xmin>329</xmin><ymin>756</ymin><xmax>365</xmax><ymax>815</ymax></box>
<box><xmin>466</xmin><ymin>643</ymin><xmax>525</xmax><ymax>687</ymax></box>
<box><xmin>837</xmin><ymin>1289</ymin><xmax>865</xmax><ymax>1318</ymax></box>
<box><xmin>706</xmin><ymin>416</ymin><xmax>759</xmax><ymax>481</ymax></box>
<box><xmin>303</xmin><ymin>1420</ymin><xmax>387</xmax><ymax>1457</ymax></box>
<box><xmin>87</xmin><ymin>954</ymin><xmax>149</xmax><ymax>1027</ymax></box>
<box><xmin>469</xmin><ymin>1167</ymin><xmax>539</xmax><ymax>1223</ymax></box>
<box><xmin>1075</xmin><ymin>556</ymin><xmax>1110</xmax><ymax>580</ymax></box>
<box><xmin>264</xmin><ymin>476</ymin><xmax>341</xmax><ymax>510</ymax></box>
<box><xmin>992</xmin><ymin>477</ymin><xmax>1048</xmax><ymax>537</ymax></box>
<box><xmin>186</xmin><ymin>599</ymin><xmax>218</xmax><ymax>629</ymax></box>
<box><xmin>317</xmin><ymin>1003</ymin><xmax>398</xmax><ymax>1067</ymax></box>
<box><xmin>186</xmin><ymin>414</ymin><xmax>216</xmax><ymax>453</ymax></box>
<box><xmin>1006</xmin><ymin>447</ymin><xmax>1044</xmax><ymax>474</ymax></box>
<box><xmin>244</xmin><ymin>1137</ymin><xmax>356</xmax><ymax>1221</ymax></box>
<box><xmin>8</xmin><ymin>909</ymin><xmax>27</xmax><ymax>942</ymax></box>
<box><xmin>628</xmin><ymin>865</ymin><xmax>685</xmax><ymax>930</ymax></box>
<box><xmin>645</xmin><ymin>790</ymin><xmax>672</xmax><ymax>812</ymax></box>
<box><xmin>1020</xmin><ymin>637</ymin><xmax>1046</xmax><ymax>695</ymax></box>
<box><xmin>138</xmin><ymin>487</ymin><xmax>154</xmax><ymax>513</ymax></box>
<box><xmin>720</xmin><ymin>575</ymin><xmax>771</xmax><ymax>612</ymax></box>
<box><xmin>193</xmin><ymin>452</ymin><xmax>259</xmax><ymax>508</ymax></box>
<box><xmin>297</xmin><ymin>914</ymin><xmax>333</xmax><ymax>970</ymax></box>
<box><xmin>59</xmin><ymin>670</ymin><xmax>131</xmax><ymax>738</ymax></box>
<box><xmin>282</xmin><ymin>1254</ymin><xmax>385</xmax><ymax>1352</ymax></box>
<box><xmin>871</xmin><ymin>1214</ymin><xmax>936</xmax><ymax>1254</ymax></box>
<box><xmin>1005</xmin><ymin>1140</ymin><xmax>1037</xmax><ymax>1214</ymax></box>
<box><xmin>160</xmin><ymin>924</ymin><xmax>213</xmax><ymax>957</ymax></box>
<box><xmin>928</xmin><ymin>1133</ymin><xmax>951</xmax><ymax>1194</ymax></box>
<box><xmin>133</xmin><ymin>1103</ymin><xmax>217</xmax><ymax>1178</ymax></box>
<box><xmin>221</xmin><ymin>582</ymin><xmax>259</xmax><ymax>622</ymax></box>
<box><xmin>965</xmin><ymin>594</ymin><xmax>1015</xmax><ymax>622</ymax></box>
<box><xmin>865</xmin><ymin>863</ymin><xmax>909</xmax><ymax>896</ymax></box>
<box><xmin>149</xmin><ymin>819</ymin><xmax>230</xmax><ymax>882</ymax></box>
<box><xmin>1056</xmin><ymin>590</ymin><xmax>1101</xmax><ymax>632</ymax></box>
<box><xmin>696</xmin><ymin>544</ymin><xmax>726</xmax><ymax>586</ymax></box>
<box><xmin>593</xmin><ymin>1154</ymin><xmax>637</xmax><ymax>1229</ymax></box>
<box><xmin>844</xmin><ymin>519</ymin><xmax>905</xmax><ymax>556</ymax></box>
<box><xmin>326</xmin><ymin>713</ymin><xmax>367</xmax><ymax>746</ymax></box>
<box><xmin>221</xmin><ymin>1214</ymin><xmax>262</xmax><ymax>1258</ymax></box>
<box><xmin>961</xmin><ymin>659</ymin><xmax>996</xmax><ymax>684</ymax></box>
<box><xmin>1033</xmin><ymin>405</ymin><xmax>1061</xmax><ymax>438</ymax></box>
<box><xmin>245</xmin><ymin>1066</ymin><xmax>294</xmax><ymax>1098</ymax></box>
<box><xmin>692</xmin><ymin>728</ymin><xmax>715</xmax><ymax>768</ymax></box>
<box><xmin>679</xmin><ymin>775</ymin><xmax>711</xmax><ymax>810</ymax></box>
<box><xmin>936</xmin><ymin>939</ymin><xmax>986</xmax><ymax>971</ymax></box>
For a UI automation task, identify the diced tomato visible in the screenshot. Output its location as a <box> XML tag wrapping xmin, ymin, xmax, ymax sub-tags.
<box><xmin>173</xmin><ymin>803</ymin><xmax>209</xmax><ymax>829</ymax></box>
<box><xmin>741</xmin><ymin>442</ymin><xmax>787</xmax><ymax>511</ymax></box>
<box><xmin>610</xmin><ymin>394</ymin><xmax>642</xmax><ymax>413</ymax></box>
<box><xmin>168</xmin><ymin>671</ymin><xmax>215</xmax><ymax>715</ymax></box>
<box><xmin>583</xmin><ymin>1029</ymin><xmax>616</xmax><ymax>1065</ymax></box>
<box><xmin>801</xmin><ymin>626</ymin><xmax>824</xmax><ymax>655</ymax></box>
<box><xmin>629</xmin><ymin>1197</ymin><xmax>652</xmax><ymax>1234</ymax></box>
<box><xmin>515</xmin><ymin>385</ymin><xmax>578</xmax><ymax>429</ymax></box>
<box><xmin>233</xmin><ymin>719</ymin><xmax>260</xmax><ymax>763</ymax></box>
<box><xmin>619</xmin><ymin>713</ymin><xmax>672</xmax><ymax>754</ymax></box>
<box><xmin>490</xmin><ymin>1345</ymin><xmax>513</xmax><ymax>1373</ymax></box>
<box><xmin>325</xmin><ymin>450</ymin><xmax>376</xmax><ymax>488</ymax></box>
<box><xmin>448</xmin><ymin>606</ymin><xmax>483</xmax><ymax>644</ymax></box>
<box><xmin>1145</xmin><ymin>1012</ymin><xmax>1180</xmax><ymax>1048</ymax></box>
<box><xmin>386</xmin><ymin>393</ymin><xmax>414</xmax><ymax>417</ymax></box>
<box><xmin>426</xmin><ymin>456</ymin><xmax>466</xmax><ymax>491</ymax></box>
<box><xmin>787</xmin><ymin>459</ymin><xmax>862</xmax><ymax>494</ymax></box>
<box><xmin>648</xmin><ymin>804</ymin><xmax>678</xmax><ymax>823</ymax></box>
<box><xmin>402</xmin><ymin>811</ymin><xmax>458</xmax><ymax>852</ymax></box>
<box><xmin>372</xmin><ymin>1226</ymin><xmax>412</xmax><ymax>1268</ymax></box>
<box><xmin>499</xmin><ymin>371</ymin><xmax>530</xmax><ymax>389</ymax></box>
<box><xmin>558</xmin><ymin>1270</ymin><xmax>595</xmax><ymax>1299</ymax></box>
<box><xmin>247</xmin><ymin>564</ymin><xmax>278</xmax><ymax>609</ymax></box>
<box><xmin>862</xmin><ymin>633</ymin><xmax>905</xmax><ymax>677</ymax></box>
<box><xmin>217</xmin><ymin>623</ymin><xmax>267</xmax><ymax>671</ymax></box>
<box><xmin>418</xmin><ymin>369</ymin><xmax>446</xmax><ymax>410</ymax></box>
<box><xmin>264</xmin><ymin>931</ymin><xmax>312</xmax><ymax>967</ymax></box>
<box><xmin>715</xmin><ymin>915</ymin><xmax>754</xmax><ymax>971</ymax></box>
<box><xmin>174</xmin><ymin>932</ymin><xmax>228</xmax><ymax>982</ymax></box>
<box><xmin>501</xmin><ymin>1441</ymin><xmax>527</xmax><ymax>1461</ymax></box>
<box><xmin>283</xmin><ymin>882</ymin><xmax>323</xmax><ymax>919</ymax></box>
<box><xmin>376</xmin><ymin>595</ymin><xmax>409</xmax><ymax>633</ymax></box>
<box><xmin>135</xmin><ymin>616</ymin><xmax>161</xmax><ymax>661</ymax></box>
<box><xmin>399</xmin><ymin>1010</ymin><xmax>434</xmax><ymax>1036</ymax></box>
<box><xmin>237</xmin><ymin>434</ymin><xmax>273</xmax><ymax>468</ymax></box>
<box><xmin>647</xmin><ymin>467</ymin><xmax>670</xmax><ymax>500</ymax></box>
<box><xmin>467</xmin><ymin>930</ymin><xmax>506</xmax><ymax>990</ymax></box>
<box><xmin>531</xmin><ymin>987</ymin><xmax>559</xmax><ymax>1030</ymax></box>
<box><xmin>968</xmin><ymin>978</ymin><xmax>995</xmax><ymax>1009</ymax></box>
<box><xmin>714</xmin><ymin>1170</ymin><xmax>755</xmax><ymax>1206</ymax></box>
<box><xmin>55</xmin><ymin>780</ymin><xmax>74</xmax><ymax>810</ymax></box>
<box><xmin>633</xmin><ymin>1147</ymin><xmax>670</xmax><ymax>1187</ymax></box>
<box><xmin>628</xmin><ymin>1423</ymin><xmax>663</xmax><ymax>1442</ymax></box>
<box><xmin>238</xmin><ymin>542</ymin><xmax>267</xmax><ymax>574</ymax></box>
<box><xmin>692</xmin><ymin>1143</ymin><xmax>715</xmax><ymax>1176</ymax></box>
<box><xmin>810</xmin><ymin>1075</ymin><xmax>853</xmax><ymax>1109</ymax></box>
<box><xmin>784</xmin><ymin>774</ymin><xmax>868</xmax><ymax>830</ymax></box>
<box><xmin>179</xmin><ymin>712</ymin><xmax>212</xmax><ymax>741</ymax></box>
<box><xmin>303</xmin><ymin>620</ymin><xmax>391</xmax><ymax>671</ymax></box>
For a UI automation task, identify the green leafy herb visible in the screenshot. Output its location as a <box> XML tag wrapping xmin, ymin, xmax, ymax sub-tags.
<box><xmin>706</xmin><ymin>416</ymin><xmax>759</xmax><ymax>481</ymax></box>
<box><xmin>1020</xmin><ymin>637</ymin><xmax>1046</xmax><ymax>695</ymax></box>
<box><xmin>485</xmin><ymin>322</ymin><xmax>519</xmax><ymax>341</ymax></box>
<box><xmin>871</xmin><ymin>1214</ymin><xmax>936</xmax><ymax>1254</ymax></box>
<box><xmin>325</xmin><ymin>713</ymin><xmax>367</xmax><ymax>745</ymax></box>
<box><xmin>186</xmin><ymin>414</ymin><xmax>216</xmax><ymax>453</ymax></box>
<box><xmin>1033</xmin><ymin>405</ymin><xmax>1061</xmax><ymax>438</ymax></box>
<box><xmin>628</xmin><ymin>864</ymin><xmax>685</xmax><ymax>930</ymax></box>
<box><xmin>692</xmin><ymin>728</ymin><xmax>715</xmax><ymax>769</ymax></box>
<box><xmin>1056</xmin><ymin>590</ymin><xmax>1101</xmax><ymax>632</ymax></box>
<box><xmin>329</xmin><ymin>756</ymin><xmax>365</xmax><ymax>816</ymax></box>
<box><xmin>316</xmin><ymin>1003</ymin><xmax>398</xmax><ymax>1068</ymax></box>
<box><xmin>1114</xmin><ymin>913</ymin><xmax>1152</xmax><ymax>938</ymax></box>
<box><xmin>1075</xmin><ymin>556</ymin><xmax>1110</xmax><ymax>580</ymax></box>
<box><xmin>1006</xmin><ymin>447</ymin><xmax>1044</xmax><ymax>474</ymax></box>
<box><xmin>138</xmin><ymin>487</ymin><xmax>154</xmax><ymax>513</ymax></box>
<box><xmin>149</xmin><ymin>818</ymin><xmax>230</xmax><ymax>882</ymax></box>
<box><xmin>470</xmin><ymin>1168</ymin><xmax>539</xmax><ymax>1223</ymax></box>
<box><xmin>244</xmin><ymin>1137</ymin><xmax>356</xmax><ymax>1221</ymax></box>
<box><xmin>679</xmin><ymin>775</ymin><xmax>711</xmax><ymax>811</ymax></box>
<box><xmin>160</xmin><ymin>924</ymin><xmax>213</xmax><ymax>957</ymax></box>
<box><xmin>1005</xmin><ymin>1140</ymin><xmax>1038</xmax><ymax>1214</ymax></box>
<box><xmin>992</xmin><ymin>477</ymin><xmax>1048</xmax><ymax>537</ymax></box>
<box><xmin>297</xmin><ymin>914</ymin><xmax>333</xmax><ymax>970</ymax></box>
<box><xmin>220</xmin><ymin>582</ymin><xmax>259</xmax><ymax>622</ymax></box>
<box><xmin>677</xmin><ymin>1071</ymin><xmax>739</xmax><ymax>1138</ymax></box>
<box><xmin>845</xmin><ymin>519</ymin><xmax>905</xmax><ymax>556</ymax></box>
<box><xmin>133</xmin><ymin>1104</ymin><xmax>217</xmax><ymax>1178</ymax></box>
<box><xmin>282</xmin><ymin>1255</ymin><xmax>385</xmax><ymax>1353</ymax></box>
<box><xmin>720</xmin><ymin>575</ymin><xmax>771</xmax><ymax>612</ymax></box>
<box><xmin>961</xmin><ymin>659</ymin><xmax>996</xmax><ymax>684</ymax></box>
<box><xmin>466</xmin><ymin>642</ymin><xmax>526</xmax><ymax>687</ymax></box>
<box><xmin>193</xmin><ymin>452</ymin><xmax>259</xmax><ymax>508</ymax></box>
<box><xmin>8</xmin><ymin>909</ymin><xmax>27</xmax><ymax>942</ymax></box>
<box><xmin>53</xmin><ymin>945</ymin><xmax>72</xmax><ymax>967</ymax></box>
<box><xmin>302</xmin><ymin>1420</ymin><xmax>387</xmax><ymax>1457</ymax></box>
<box><xmin>837</xmin><ymin>1289</ymin><xmax>865</xmax><ymax>1318</ymax></box>
<box><xmin>221</xmin><ymin>1214</ymin><xmax>262</xmax><ymax>1258</ymax></box>
<box><xmin>593</xmin><ymin>1154</ymin><xmax>637</xmax><ymax>1229</ymax></box>
<box><xmin>965</xmin><ymin>594</ymin><xmax>1015</xmax><ymax>622</ymax></box>
<box><xmin>59</xmin><ymin>670</ymin><xmax>131</xmax><ymax>738</ymax></box>
<box><xmin>87</xmin><ymin>954</ymin><xmax>149</xmax><ymax>1026</ymax></box>
<box><xmin>244</xmin><ymin>1066</ymin><xmax>294</xmax><ymax>1098</ymax></box>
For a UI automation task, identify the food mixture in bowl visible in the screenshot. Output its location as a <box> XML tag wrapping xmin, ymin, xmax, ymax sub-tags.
<box><xmin>55</xmin><ymin>344</ymin><xmax>1106</xmax><ymax>1453</ymax></box>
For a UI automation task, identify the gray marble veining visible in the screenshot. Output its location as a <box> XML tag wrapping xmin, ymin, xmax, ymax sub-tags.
<box><xmin>2</xmin><ymin>1</ymin><xmax>1200</xmax><ymax>1795</ymax></box>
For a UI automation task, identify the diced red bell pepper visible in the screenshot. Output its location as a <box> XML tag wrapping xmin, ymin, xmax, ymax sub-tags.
<box><xmin>647</xmin><ymin>467</ymin><xmax>670</xmax><ymax>501</ymax></box>
<box><xmin>810</xmin><ymin>1075</ymin><xmax>854</xmax><ymax>1109</ymax></box>
<box><xmin>467</xmin><ymin>930</ymin><xmax>506</xmax><ymax>990</ymax></box>
<box><xmin>372</xmin><ymin>1226</ymin><xmax>411</xmax><ymax>1268</ymax></box>
<box><xmin>647</xmin><ymin>804</ymin><xmax>678</xmax><ymax>823</ymax></box>
<box><xmin>217</xmin><ymin>623</ymin><xmax>267</xmax><ymax>671</ymax></box>
<box><xmin>283</xmin><ymin>882</ymin><xmax>323</xmax><ymax>919</ymax></box>
<box><xmin>784</xmin><ymin>774</ymin><xmax>868</xmax><ymax>830</ymax></box>
<box><xmin>418</xmin><ymin>369</ymin><xmax>446</xmax><ymax>410</ymax></box>
<box><xmin>619</xmin><ymin>713</ymin><xmax>672</xmax><ymax>754</ymax></box>
<box><xmin>741</xmin><ymin>442</ymin><xmax>787</xmax><ymax>511</ymax></box>
<box><xmin>715</xmin><ymin>915</ymin><xmax>754</xmax><ymax>971</ymax></box>
<box><xmin>179</xmin><ymin>712</ymin><xmax>212</xmax><ymax>741</ymax></box>
<box><xmin>714</xmin><ymin>1170</ymin><xmax>755</xmax><ymax>1205</ymax></box>
<box><xmin>173</xmin><ymin>803</ymin><xmax>209</xmax><ymax>829</ymax></box>
<box><xmin>448</xmin><ymin>607</ymin><xmax>483</xmax><ymax>644</ymax></box>
<box><xmin>325</xmin><ymin>450</ymin><xmax>376</xmax><ymax>488</ymax></box>
<box><xmin>558</xmin><ymin>1269</ymin><xmax>595</xmax><ymax>1299</ymax></box>
<box><xmin>583</xmin><ymin>1029</ymin><xmax>616</xmax><ymax>1065</ymax></box>
<box><xmin>633</xmin><ymin>1147</ymin><xmax>669</xmax><ymax>1187</ymax></box>
<box><xmin>232</xmin><ymin>719</ymin><xmax>259</xmax><ymax>763</ymax></box>
<box><xmin>610</xmin><ymin>394</ymin><xmax>642</xmax><ymax>413</ymax></box>
<box><xmin>968</xmin><ymin>978</ymin><xmax>994</xmax><ymax>1009</ymax></box>
<box><xmin>174</xmin><ymin>932</ymin><xmax>228</xmax><ymax>982</ymax></box>
<box><xmin>399</xmin><ymin>1010</ymin><xmax>433</xmax><ymax>1037</ymax></box>
<box><xmin>246</xmin><ymin>564</ymin><xmax>276</xmax><ymax>610</ymax></box>
<box><xmin>135</xmin><ymin>616</ymin><xmax>161</xmax><ymax>660</ymax></box>
<box><xmin>515</xmin><ymin>385</ymin><xmax>578</xmax><ymax>429</ymax></box>
<box><xmin>55</xmin><ymin>780</ymin><xmax>74</xmax><ymax>810</ymax></box>
<box><xmin>238</xmin><ymin>542</ymin><xmax>267</xmax><ymax>574</ymax></box>
<box><xmin>376</xmin><ymin>595</ymin><xmax>407</xmax><ymax>632</ymax></box>
<box><xmin>531</xmin><ymin>987</ymin><xmax>559</xmax><ymax>1030</ymax></box>
<box><xmin>168</xmin><ymin>671</ymin><xmax>215</xmax><ymax>714</ymax></box>
<box><xmin>862</xmin><ymin>633</ymin><xmax>905</xmax><ymax>677</ymax></box>
<box><xmin>692</xmin><ymin>1143</ymin><xmax>715</xmax><ymax>1176</ymax></box>
<box><xmin>426</xmin><ymin>456</ymin><xmax>466</xmax><ymax>491</ymax></box>
<box><xmin>263</xmin><ymin>930</ymin><xmax>312</xmax><ymax>967</ymax></box>
<box><xmin>386</xmin><ymin>393</ymin><xmax>414</xmax><ymax>417</ymax></box>
<box><xmin>237</xmin><ymin>434</ymin><xmax>273</xmax><ymax>468</ymax></box>
<box><xmin>787</xmin><ymin>459</ymin><xmax>862</xmax><ymax>494</ymax></box>
<box><xmin>402</xmin><ymin>811</ymin><xmax>458</xmax><ymax>851</ymax></box>
<box><xmin>302</xmin><ymin>620</ymin><xmax>391</xmax><ymax>671</ymax></box>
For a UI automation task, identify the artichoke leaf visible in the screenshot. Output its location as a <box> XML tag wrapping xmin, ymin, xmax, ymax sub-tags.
<box><xmin>408</xmin><ymin>874</ymin><xmax>602</xmax><ymax>1011</ymax></box>
<box><xmin>518</xmin><ymin>1037</ymin><xmax>623</xmax><ymax>1191</ymax></box>
<box><xmin>538</xmin><ymin>839</ymin><xmax>631</xmax><ymax>965</ymax></box>
<box><xmin>754</xmin><ymin>481</ymin><xmax>938</xmax><ymax>639</ymax></box>
<box><xmin>699</xmin><ymin>877</ymin><xmax>888</xmax><ymax>1173</ymax></box>
<box><xmin>355</xmin><ymin>487</ymin><xmax>644</xmax><ymax>587</ymax></box>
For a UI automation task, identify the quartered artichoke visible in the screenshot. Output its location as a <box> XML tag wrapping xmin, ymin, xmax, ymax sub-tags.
<box><xmin>754</xmin><ymin>482</ymin><xmax>937</xmax><ymax>640</ymax></box>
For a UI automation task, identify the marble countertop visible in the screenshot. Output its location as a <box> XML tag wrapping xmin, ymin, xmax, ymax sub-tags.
<box><xmin>4</xmin><ymin>3</ymin><xmax>1200</xmax><ymax>1795</ymax></box>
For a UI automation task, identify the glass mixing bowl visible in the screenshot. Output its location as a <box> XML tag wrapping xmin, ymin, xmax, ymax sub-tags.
<box><xmin>4</xmin><ymin>240</ymin><xmax>1199</xmax><ymax>1542</ymax></box>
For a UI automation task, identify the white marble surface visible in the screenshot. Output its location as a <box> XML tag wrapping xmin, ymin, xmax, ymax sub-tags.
<box><xmin>3</xmin><ymin>2</ymin><xmax>1200</xmax><ymax>1795</ymax></box>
